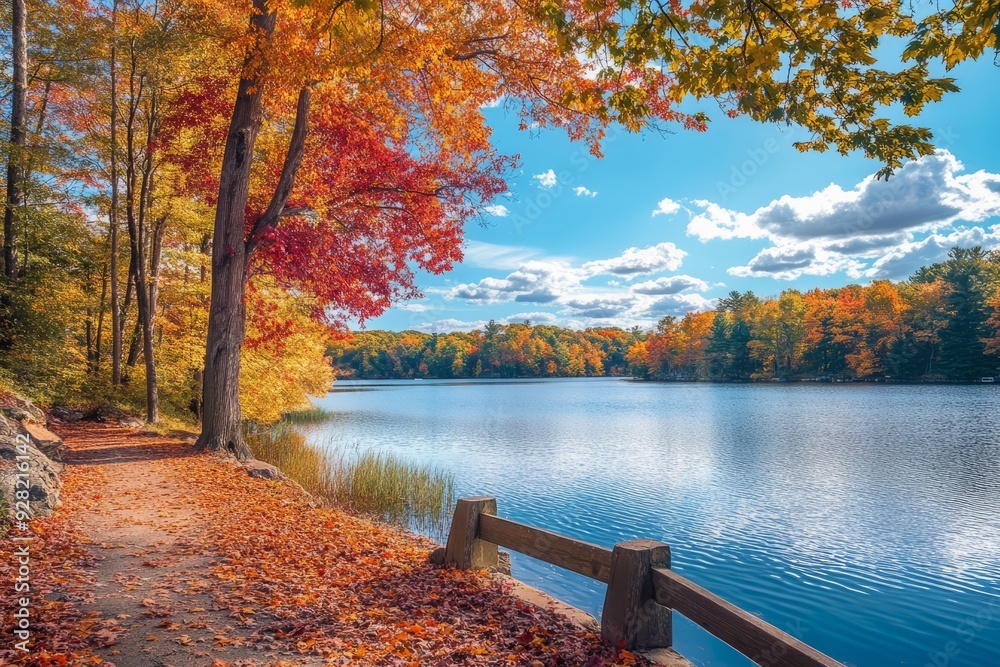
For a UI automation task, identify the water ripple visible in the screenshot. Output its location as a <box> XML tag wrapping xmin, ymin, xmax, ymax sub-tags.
<box><xmin>307</xmin><ymin>379</ymin><xmax>1000</xmax><ymax>667</ymax></box>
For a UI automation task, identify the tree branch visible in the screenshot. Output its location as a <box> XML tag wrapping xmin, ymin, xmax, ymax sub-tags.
<box><xmin>246</xmin><ymin>85</ymin><xmax>312</xmax><ymax>260</ymax></box>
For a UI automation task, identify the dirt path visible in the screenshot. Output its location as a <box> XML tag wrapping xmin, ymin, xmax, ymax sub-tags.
<box><xmin>60</xmin><ymin>423</ymin><xmax>311</xmax><ymax>667</ymax></box>
<box><xmin>10</xmin><ymin>422</ymin><xmax>653</xmax><ymax>667</ymax></box>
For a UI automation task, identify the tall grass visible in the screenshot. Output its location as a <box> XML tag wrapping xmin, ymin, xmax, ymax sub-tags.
<box><xmin>245</xmin><ymin>422</ymin><xmax>455</xmax><ymax>538</ymax></box>
<box><xmin>278</xmin><ymin>406</ymin><xmax>338</xmax><ymax>425</ymax></box>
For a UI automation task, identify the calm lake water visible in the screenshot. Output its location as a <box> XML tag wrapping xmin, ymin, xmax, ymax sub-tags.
<box><xmin>302</xmin><ymin>378</ymin><xmax>1000</xmax><ymax>667</ymax></box>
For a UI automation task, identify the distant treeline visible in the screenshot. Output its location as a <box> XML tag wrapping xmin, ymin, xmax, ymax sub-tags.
<box><xmin>329</xmin><ymin>248</ymin><xmax>1000</xmax><ymax>383</ymax></box>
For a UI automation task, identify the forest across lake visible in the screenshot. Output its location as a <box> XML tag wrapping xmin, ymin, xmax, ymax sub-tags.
<box><xmin>329</xmin><ymin>247</ymin><xmax>1000</xmax><ymax>384</ymax></box>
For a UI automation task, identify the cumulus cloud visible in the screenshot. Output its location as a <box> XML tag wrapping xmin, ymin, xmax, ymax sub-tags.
<box><xmin>728</xmin><ymin>244</ymin><xmax>871</xmax><ymax>280</ymax></box>
<box><xmin>652</xmin><ymin>197</ymin><xmax>682</xmax><ymax>217</ymax></box>
<box><xmin>447</xmin><ymin>261</ymin><xmax>583</xmax><ymax>304</ymax></box>
<box><xmin>643</xmin><ymin>293</ymin><xmax>717</xmax><ymax>318</ymax></box>
<box><xmin>482</xmin><ymin>204</ymin><xmax>509</xmax><ymax>217</ymax></box>
<box><xmin>631</xmin><ymin>275</ymin><xmax>710</xmax><ymax>295</ymax></box>
<box><xmin>581</xmin><ymin>242</ymin><xmax>686</xmax><ymax>276</ymax></box>
<box><xmin>533</xmin><ymin>169</ymin><xmax>557</xmax><ymax>189</ymax></box>
<box><xmin>867</xmin><ymin>225</ymin><xmax>1000</xmax><ymax>279</ymax></box>
<box><xmin>688</xmin><ymin>150</ymin><xmax>1000</xmax><ymax>279</ymax></box>
<box><xmin>414</xmin><ymin>311</ymin><xmax>561</xmax><ymax>333</ymax></box>
<box><xmin>415</xmin><ymin>318</ymin><xmax>489</xmax><ymax>333</ymax></box>
<box><xmin>573</xmin><ymin>186</ymin><xmax>598</xmax><ymax>197</ymax></box>
<box><xmin>449</xmin><ymin>243</ymin><xmax>690</xmax><ymax>305</ymax></box>
<box><xmin>444</xmin><ymin>243</ymin><xmax>715</xmax><ymax>328</ymax></box>
<box><xmin>508</xmin><ymin>312</ymin><xmax>559</xmax><ymax>325</ymax></box>
<box><xmin>562</xmin><ymin>296</ymin><xmax>633</xmax><ymax>319</ymax></box>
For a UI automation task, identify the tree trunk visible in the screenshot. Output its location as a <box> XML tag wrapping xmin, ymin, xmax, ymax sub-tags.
<box><xmin>110</xmin><ymin>0</ymin><xmax>123</xmax><ymax>386</ymax></box>
<box><xmin>125</xmin><ymin>316</ymin><xmax>141</xmax><ymax>368</ymax></box>
<box><xmin>86</xmin><ymin>308</ymin><xmax>94</xmax><ymax>366</ymax></box>
<box><xmin>121</xmin><ymin>35</ymin><xmax>160</xmax><ymax>424</ymax></box>
<box><xmin>95</xmin><ymin>261</ymin><xmax>109</xmax><ymax>371</ymax></box>
<box><xmin>3</xmin><ymin>0</ymin><xmax>27</xmax><ymax>282</ymax></box>
<box><xmin>196</xmin><ymin>0</ymin><xmax>277</xmax><ymax>461</ymax></box>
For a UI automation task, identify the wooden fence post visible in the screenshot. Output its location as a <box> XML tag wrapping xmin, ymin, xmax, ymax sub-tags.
<box><xmin>444</xmin><ymin>496</ymin><xmax>498</xmax><ymax>570</ymax></box>
<box><xmin>601</xmin><ymin>539</ymin><xmax>672</xmax><ymax>650</ymax></box>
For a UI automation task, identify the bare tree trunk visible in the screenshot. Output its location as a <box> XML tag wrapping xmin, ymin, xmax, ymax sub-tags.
<box><xmin>95</xmin><ymin>261</ymin><xmax>109</xmax><ymax>371</ymax></box>
<box><xmin>121</xmin><ymin>37</ymin><xmax>160</xmax><ymax>424</ymax></box>
<box><xmin>125</xmin><ymin>315</ymin><xmax>141</xmax><ymax>368</ymax></box>
<box><xmin>148</xmin><ymin>215</ymin><xmax>167</xmax><ymax>319</ymax></box>
<box><xmin>3</xmin><ymin>0</ymin><xmax>27</xmax><ymax>282</ymax></box>
<box><xmin>86</xmin><ymin>310</ymin><xmax>94</xmax><ymax>366</ymax></box>
<box><xmin>110</xmin><ymin>0</ymin><xmax>123</xmax><ymax>386</ymax></box>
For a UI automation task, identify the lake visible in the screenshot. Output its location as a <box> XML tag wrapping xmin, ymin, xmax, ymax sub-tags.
<box><xmin>300</xmin><ymin>378</ymin><xmax>1000</xmax><ymax>667</ymax></box>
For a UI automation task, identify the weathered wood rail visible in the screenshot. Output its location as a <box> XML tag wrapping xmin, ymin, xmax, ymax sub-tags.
<box><xmin>443</xmin><ymin>496</ymin><xmax>844</xmax><ymax>667</ymax></box>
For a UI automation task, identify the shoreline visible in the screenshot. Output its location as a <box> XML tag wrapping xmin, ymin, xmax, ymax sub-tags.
<box><xmin>331</xmin><ymin>375</ymin><xmax>1000</xmax><ymax>386</ymax></box>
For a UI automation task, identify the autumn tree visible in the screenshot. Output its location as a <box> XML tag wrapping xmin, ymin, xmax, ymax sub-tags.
<box><xmin>184</xmin><ymin>0</ymin><xmax>979</xmax><ymax>459</ymax></box>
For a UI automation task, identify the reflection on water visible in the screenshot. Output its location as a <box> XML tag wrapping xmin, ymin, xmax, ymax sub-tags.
<box><xmin>299</xmin><ymin>379</ymin><xmax>1000</xmax><ymax>667</ymax></box>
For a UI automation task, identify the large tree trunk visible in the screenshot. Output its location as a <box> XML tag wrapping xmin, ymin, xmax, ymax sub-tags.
<box><xmin>196</xmin><ymin>1</ymin><xmax>277</xmax><ymax>461</ymax></box>
<box><xmin>3</xmin><ymin>0</ymin><xmax>27</xmax><ymax>281</ymax></box>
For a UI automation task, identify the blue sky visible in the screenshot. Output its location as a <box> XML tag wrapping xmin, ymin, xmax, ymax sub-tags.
<box><xmin>368</xmin><ymin>57</ymin><xmax>1000</xmax><ymax>333</ymax></box>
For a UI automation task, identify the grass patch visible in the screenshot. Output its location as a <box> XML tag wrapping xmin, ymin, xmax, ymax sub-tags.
<box><xmin>279</xmin><ymin>406</ymin><xmax>337</xmax><ymax>425</ymax></box>
<box><xmin>245</xmin><ymin>427</ymin><xmax>455</xmax><ymax>538</ymax></box>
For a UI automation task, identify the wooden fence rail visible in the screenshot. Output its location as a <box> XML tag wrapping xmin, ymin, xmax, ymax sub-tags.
<box><xmin>443</xmin><ymin>496</ymin><xmax>844</xmax><ymax>667</ymax></box>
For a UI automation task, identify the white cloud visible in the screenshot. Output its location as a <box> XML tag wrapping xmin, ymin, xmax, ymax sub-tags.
<box><xmin>482</xmin><ymin>204</ymin><xmax>509</xmax><ymax>217</ymax></box>
<box><xmin>463</xmin><ymin>240</ymin><xmax>545</xmax><ymax>270</ymax></box>
<box><xmin>533</xmin><ymin>169</ymin><xmax>557</xmax><ymax>189</ymax></box>
<box><xmin>507</xmin><ymin>312</ymin><xmax>559</xmax><ymax>325</ymax></box>
<box><xmin>562</xmin><ymin>296</ymin><xmax>634</xmax><ymax>319</ymax></box>
<box><xmin>652</xmin><ymin>197</ymin><xmax>682</xmax><ymax>217</ymax></box>
<box><xmin>444</xmin><ymin>243</ymin><xmax>713</xmax><ymax>328</ymax></box>
<box><xmin>397</xmin><ymin>302</ymin><xmax>431</xmax><ymax>312</ymax></box>
<box><xmin>415</xmin><ymin>318</ymin><xmax>489</xmax><ymax>333</ymax></box>
<box><xmin>573</xmin><ymin>186</ymin><xmax>598</xmax><ymax>198</ymax></box>
<box><xmin>686</xmin><ymin>150</ymin><xmax>1000</xmax><ymax>279</ymax></box>
<box><xmin>581</xmin><ymin>242</ymin><xmax>686</xmax><ymax>277</ymax></box>
<box><xmin>450</xmin><ymin>243</ymin><xmax>691</xmax><ymax>306</ymax></box>
<box><xmin>413</xmin><ymin>311</ymin><xmax>560</xmax><ymax>333</ymax></box>
<box><xmin>631</xmin><ymin>275</ymin><xmax>709</xmax><ymax>295</ymax></box>
<box><xmin>866</xmin><ymin>225</ymin><xmax>1000</xmax><ymax>279</ymax></box>
<box><xmin>447</xmin><ymin>260</ymin><xmax>584</xmax><ymax>304</ymax></box>
<box><xmin>642</xmin><ymin>293</ymin><xmax>717</xmax><ymax>318</ymax></box>
<box><xmin>728</xmin><ymin>245</ymin><xmax>865</xmax><ymax>280</ymax></box>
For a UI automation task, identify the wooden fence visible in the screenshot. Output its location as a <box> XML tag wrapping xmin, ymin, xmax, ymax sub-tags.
<box><xmin>443</xmin><ymin>496</ymin><xmax>844</xmax><ymax>667</ymax></box>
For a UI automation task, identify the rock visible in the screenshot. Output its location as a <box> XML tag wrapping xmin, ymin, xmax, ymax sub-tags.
<box><xmin>496</xmin><ymin>550</ymin><xmax>512</xmax><ymax>576</ymax></box>
<box><xmin>429</xmin><ymin>546</ymin><xmax>446</xmax><ymax>565</ymax></box>
<box><xmin>118</xmin><ymin>417</ymin><xmax>144</xmax><ymax>429</ymax></box>
<box><xmin>22</xmin><ymin>422</ymin><xmax>67</xmax><ymax>462</ymax></box>
<box><xmin>50</xmin><ymin>405</ymin><xmax>83</xmax><ymax>422</ymax></box>
<box><xmin>0</xmin><ymin>415</ymin><xmax>63</xmax><ymax>518</ymax></box>
<box><xmin>167</xmin><ymin>429</ymin><xmax>199</xmax><ymax>445</ymax></box>
<box><xmin>0</xmin><ymin>395</ymin><xmax>46</xmax><ymax>425</ymax></box>
<box><xmin>243</xmin><ymin>459</ymin><xmax>284</xmax><ymax>480</ymax></box>
<box><xmin>84</xmin><ymin>403</ymin><xmax>128</xmax><ymax>423</ymax></box>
